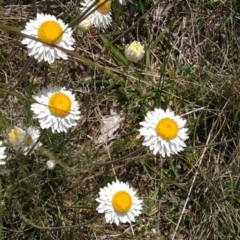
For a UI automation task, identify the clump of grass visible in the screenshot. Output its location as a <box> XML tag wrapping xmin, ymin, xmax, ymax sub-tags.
<box><xmin>1</xmin><ymin>0</ymin><xmax>240</xmax><ymax>239</ymax></box>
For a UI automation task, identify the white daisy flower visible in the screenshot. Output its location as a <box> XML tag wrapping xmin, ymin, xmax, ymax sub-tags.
<box><xmin>0</xmin><ymin>141</ymin><xmax>7</xmax><ymax>165</ymax></box>
<box><xmin>139</xmin><ymin>108</ymin><xmax>188</xmax><ymax>157</ymax></box>
<box><xmin>46</xmin><ymin>160</ymin><xmax>56</xmax><ymax>170</ymax></box>
<box><xmin>124</xmin><ymin>41</ymin><xmax>145</xmax><ymax>63</ymax></box>
<box><xmin>96</xmin><ymin>180</ymin><xmax>143</xmax><ymax>225</ymax></box>
<box><xmin>80</xmin><ymin>0</ymin><xmax>112</xmax><ymax>29</ymax></box>
<box><xmin>30</xmin><ymin>84</ymin><xmax>81</xmax><ymax>133</ymax></box>
<box><xmin>21</xmin><ymin>13</ymin><xmax>75</xmax><ymax>64</ymax></box>
<box><xmin>7</xmin><ymin>126</ymin><xmax>27</xmax><ymax>147</ymax></box>
<box><xmin>78</xmin><ymin>17</ymin><xmax>92</xmax><ymax>32</ymax></box>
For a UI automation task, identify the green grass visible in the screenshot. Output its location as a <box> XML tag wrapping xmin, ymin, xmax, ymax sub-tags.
<box><xmin>1</xmin><ymin>0</ymin><xmax>240</xmax><ymax>239</ymax></box>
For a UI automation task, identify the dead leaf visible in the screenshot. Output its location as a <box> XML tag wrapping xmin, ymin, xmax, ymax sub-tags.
<box><xmin>97</xmin><ymin>108</ymin><xmax>125</xmax><ymax>145</ymax></box>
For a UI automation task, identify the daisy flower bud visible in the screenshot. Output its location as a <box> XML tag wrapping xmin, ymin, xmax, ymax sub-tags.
<box><xmin>78</xmin><ymin>18</ymin><xmax>91</xmax><ymax>32</ymax></box>
<box><xmin>7</xmin><ymin>126</ymin><xmax>27</xmax><ymax>147</ymax></box>
<box><xmin>124</xmin><ymin>41</ymin><xmax>145</xmax><ymax>63</ymax></box>
<box><xmin>7</xmin><ymin>126</ymin><xmax>41</xmax><ymax>155</ymax></box>
<box><xmin>46</xmin><ymin>160</ymin><xmax>56</xmax><ymax>170</ymax></box>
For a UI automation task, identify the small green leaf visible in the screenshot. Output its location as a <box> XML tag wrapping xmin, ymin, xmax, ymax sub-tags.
<box><xmin>100</xmin><ymin>35</ymin><xmax>128</xmax><ymax>66</ymax></box>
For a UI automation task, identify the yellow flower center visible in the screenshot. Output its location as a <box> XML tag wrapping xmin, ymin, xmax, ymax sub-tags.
<box><xmin>24</xmin><ymin>134</ymin><xmax>33</xmax><ymax>146</ymax></box>
<box><xmin>38</xmin><ymin>20</ymin><xmax>63</xmax><ymax>43</ymax></box>
<box><xmin>95</xmin><ymin>0</ymin><xmax>111</xmax><ymax>15</ymax></box>
<box><xmin>112</xmin><ymin>191</ymin><xmax>132</xmax><ymax>213</ymax></box>
<box><xmin>8</xmin><ymin>129</ymin><xmax>20</xmax><ymax>141</ymax></box>
<box><xmin>132</xmin><ymin>42</ymin><xmax>141</xmax><ymax>52</ymax></box>
<box><xmin>156</xmin><ymin>118</ymin><xmax>179</xmax><ymax>140</ymax></box>
<box><xmin>48</xmin><ymin>92</ymin><xmax>72</xmax><ymax>117</ymax></box>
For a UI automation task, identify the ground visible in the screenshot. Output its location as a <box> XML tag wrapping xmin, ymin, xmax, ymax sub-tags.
<box><xmin>0</xmin><ymin>0</ymin><xmax>240</xmax><ymax>239</ymax></box>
